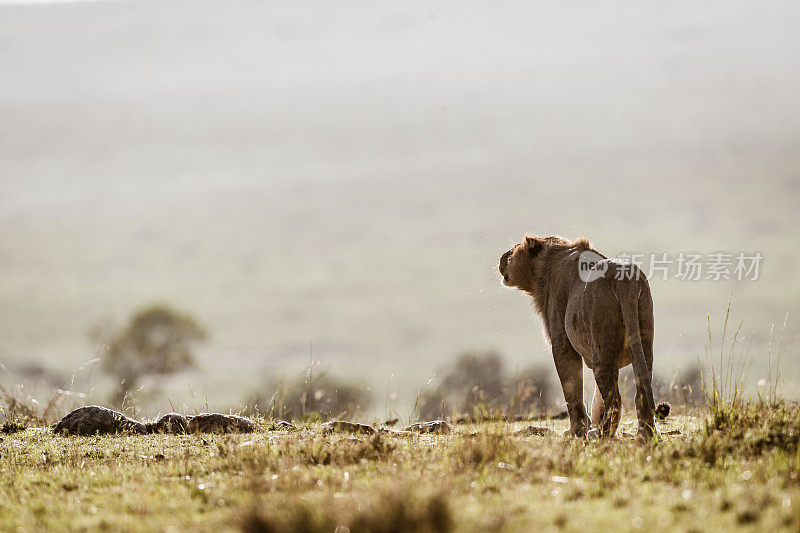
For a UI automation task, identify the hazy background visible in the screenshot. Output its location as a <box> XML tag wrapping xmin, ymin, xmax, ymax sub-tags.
<box><xmin>1</xmin><ymin>0</ymin><xmax>798</xmax><ymax>415</ymax></box>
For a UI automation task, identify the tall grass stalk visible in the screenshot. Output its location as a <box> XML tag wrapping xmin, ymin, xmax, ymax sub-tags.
<box><xmin>702</xmin><ymin>295</ymin><xmax>749</xmax><ymax>411</ymax></box>
<box><xmin>411</xmin><ymin>374</ymin><xmax>438</xmax><ymax>423</ymax></box>
<box><xmin>766</xmin><ymin>311</ymin><xmax>789</xmax><ymax>404</ymax></box>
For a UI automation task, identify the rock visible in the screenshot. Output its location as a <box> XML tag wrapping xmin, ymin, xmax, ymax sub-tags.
<box><xmin>52</xmin><ymin>405</ymin><xmax>147</xmax><ymax>436</ymax></box>
<box><xmin>404</xmin><ymin>420</ymin><xmax>452</xmax><ymax>434</ymax></box>
<box><xmin>379</xmin><ymin>428</ymin><xmax>413</xmax><ymax>436</ymax></box>
<box><xmin>145</xmin><ymin>413</ymin><xmax>189</xmax><ymax>434</ymax></box>
<box><xmin>186</xmin><ymin>413</ymin><xmax>258</xmax><ymax>433</ymax></box>
<box><xmin>321</xmin><ymin>420</ymin><xmax>376</xmax><ymax>435</ymax></box>
<box><xmin>51</xmin><ymin>408</ymin><xmax>259</xmax><ymax>435</ymax></box>
<box><xmin>453</xmin><ymin>414</ymin><xmax>555</xmax><ymax>424</ymax></box>
<box><xmin>516</xmin><ymin>425</ymin><xmax>552</xmax><ymax>436</ymax></box>
<box><xmin>268</xmin><ymin>420</ymin><xmax>297</xmax><ymax>431</ymax></box>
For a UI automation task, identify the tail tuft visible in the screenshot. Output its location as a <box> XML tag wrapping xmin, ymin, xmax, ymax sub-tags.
<box><xmin>654</xmin><ymin>402</ymin><xmax>671</xmax><ymax>420</ymax></box>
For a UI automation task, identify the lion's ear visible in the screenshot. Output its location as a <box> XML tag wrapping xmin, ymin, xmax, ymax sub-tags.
<box><xmin>524</xmin><ymin>236</ymin><xmax>543</xmax><ymax>257</ymax></box>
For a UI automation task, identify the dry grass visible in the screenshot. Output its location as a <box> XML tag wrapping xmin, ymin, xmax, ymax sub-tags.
<box><xmin>1</xmin><ymin>402</ymin><xmax>799</xmax><ymax>532</ymax></box>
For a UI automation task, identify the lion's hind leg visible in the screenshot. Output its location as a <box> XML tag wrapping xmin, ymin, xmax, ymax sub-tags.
<box><xmin>591</xmin><ymin>386</ymin><xmax>604</xmax><ymax>427</ymax></box>
<box><xmin>592</xmin><ymin>350</ymin><xmax>622</xmax><ymax>438</ymax></box>
<box><xmin>552</xmin><ymin>338</ymin><xmax>589</xmax><ymax>437</ymax></box>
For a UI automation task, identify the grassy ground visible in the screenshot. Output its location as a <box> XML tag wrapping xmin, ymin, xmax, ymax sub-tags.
<box><xmin>2</xmin><ymin>403</ymin><xmax>799</xmax><ymax>532</ymax></box>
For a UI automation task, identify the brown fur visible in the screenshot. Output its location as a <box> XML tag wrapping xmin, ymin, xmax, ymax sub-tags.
<box><xmin>499</xmin><ymin>234</ymin><xmax>661</xmax><ymax>439</ymax></box>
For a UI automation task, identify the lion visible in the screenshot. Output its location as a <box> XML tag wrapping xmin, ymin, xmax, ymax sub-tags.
<box><xmin>498</xmin><ymin>235</ymin><xmax>669</xmax><ymax>439</ymax></box>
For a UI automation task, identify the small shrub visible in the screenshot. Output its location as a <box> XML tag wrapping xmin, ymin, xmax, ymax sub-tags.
<box><xmin>1</xmin><ymin>415</ymin><xmax>25</xmax><ymax>434</ymax></box>
<box><xmin>248</xmin><ymin>369</ymin><xmax>371</xmax><ymax>422</ymax></box>
<box><xmin>416</xmin><ymin>351</ymin><xmax>555</xmax><ymax>420</ymax></box>
<box><xmin>703</xmin><ymin>400</ymin><xmax>800</xmax><ymax>458</ymax></box>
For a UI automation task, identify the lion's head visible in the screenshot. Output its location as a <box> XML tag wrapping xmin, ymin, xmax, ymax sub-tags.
<box><xmin>498</xmin><ymin>236</ymin><xmax>542</xmax><ymax>290</ymax></box>
<box><xmin>498</xmin><ymin>234</ymin><xmax>593</xmax><ymax>291</ymax></box>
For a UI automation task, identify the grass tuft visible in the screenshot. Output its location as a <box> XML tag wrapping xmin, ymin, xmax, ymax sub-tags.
<box><xmin>241</xmin><ymin>484</ymin><xmax>452</xmax><ymax>533</ymax></box>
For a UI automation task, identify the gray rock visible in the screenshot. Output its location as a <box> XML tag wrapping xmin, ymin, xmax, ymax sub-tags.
<box><xmin>52</xmin><ymin>405</ymin><xmax>147</xmax><ymax>436</ymax></box>
<box><xmin>321</xmin><ymin>420</ymin><xmax>376</xmax><ymax>435</ymax></box>
<box><xmin>379</xmin><ymin>427</ymin><xmax>413</xmax><ymax>436</ymax></box>
<box><xmin>145</xmin><ymin>413</ymin><xmax>189</xmax><ymax>434</ymax></box>
<box><xmin>515</xmin><ymin>425</ymin><xmax>552</xmax><ymax>436</ymax></box>
<box><xmin>404</xmin><ymin>420</ymin><xmax>453</xmax><ymax>434</ymax></box>
<box><xmin>186</xmin><ymin>413</ymin><xmax>258</xmax><ymax>433</ymax></box>
<box><xmin>268</xmin><ymin>420</ymin><xmax>297</xmax><ymax>431</ymax></box>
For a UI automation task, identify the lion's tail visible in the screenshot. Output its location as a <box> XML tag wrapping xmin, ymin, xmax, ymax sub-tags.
<box><xmin>618</xmin><ymin>283</ymin><xmax>656</xmax><ymax>416</ymax></box>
